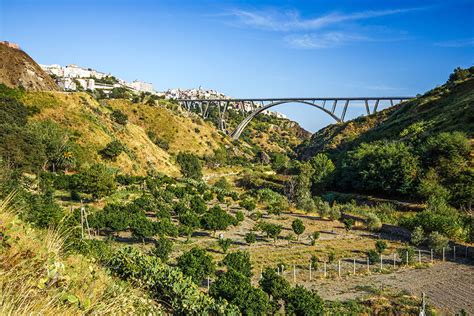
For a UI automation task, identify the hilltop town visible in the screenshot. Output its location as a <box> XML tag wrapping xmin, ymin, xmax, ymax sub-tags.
<box><xmin>40</xmin><ymin>62</ymin><xmax>287</xmax><ymax>118</ymax></box>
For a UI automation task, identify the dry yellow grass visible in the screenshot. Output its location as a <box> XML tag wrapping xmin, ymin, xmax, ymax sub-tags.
<box><xmin>0</xmin><ymin>196</ymin><xmax>161</xmax><ymax>315</ymax></box>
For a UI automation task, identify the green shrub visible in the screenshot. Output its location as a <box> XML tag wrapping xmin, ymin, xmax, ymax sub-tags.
<box><xmin>284</xmin><ymin>286</ymin><xmax>324</xmax><ymax>315</ymax></box>
<box><xmin>109</xmin><ymin>247</ymin><xmax>237</xmax><ymax>314</ymax></box>
<box><xmin>259</xmin><ymin>267</ymin><xmax>290</xmax><ymax>300</ymax></box>
<box><xmin>151</xmin><ymin>237</ymin><xmax>173</xmax><ymax>262</ymax></box>
<box><xmin>367</xmin><ymin>249</ymin><xmax>380</xmax><ymax>265</ymax></box>
<box><xmin>110</xmin><ymin>109</ymin><xmax>128</xmax><ymax>125</ymax></box>
<box><xmin>223</xmin><ymin>250</ymin><xmax>253</xmax><ymax>278</ymax></box>
<box><xmin>411</xmin><ymin>226</ymin><xmax>425</xmax><ymax>246</ymax></box>
<box><xmin>245</xmin><ymin>232</ymin><xmax>257</xmax><ymax>244</ymax></box>
<box><xmin>218</xmin><ymin>238</ymin><xmax>233</xmax><ymax>254</ymax></box>
<box><xmin>341</xmin><ymin>141</ymin><xmax>420</xmax><ymax>195</ymax></box>
<box><xmin>427</xmin><ymin>231</ymin><xmax>450</xmax><ymax>254</ymax></box>
<box><xmin>176</xmin><ymin>152</ymin><xmax>202</xmax><ymax>180</ymax></box>
<box><xmin>99</xmin><ymin>140</ymin><xmax>125</xmax><ymax>161</ymax></box>
<box><xmin>177</xmin><ymin>247</ymin><xmax>215</xmax><ymax>284</ymax></box>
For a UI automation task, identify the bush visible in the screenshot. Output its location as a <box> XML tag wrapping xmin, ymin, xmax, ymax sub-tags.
<box><xmin>239</xmin><ymin>197</ymin><xmax>256</xmax><ymax>212</ymax></box>
<box><xmin>79</xmin><ymin>164</ymin><xmax>116</xmax><ymax>199</ymax></box>
<box><xmin>245</xmin><ymin>232</ymin><xmax>257</xmax><ymax>244</ymax></box>
<box><xmin>259</xmin><ymin>267</ymin><xmax>290</xmax><ymax>300</ymax></box>
<box><xmin>99</xmin><ymin>140</ymin><xmax>125</xmax><ymax>161</ymax></box>
<box><xmin>201</xmin><ymin>206</ymin><xmax>235</xmax><ymax>235</ymax></box>
<box><xmin>427</xmin><ymin>231</ymin><xmax>450</xmax><ymax>254</ymax></box>
<box><xmin>397</xmin><ymin>245</ymin><xmax>416</xmax><ymax>264</ymax></box>
<box><xmin>366</xmin><ymin>213</ymin><xmax>382</xmax><ymax>231</ymax></box>
<box><xmin>375</xmin><ymin>239</ymin><xmax>387</xmax><ymax>254</ymax></box>
<box><xmin>147</xmin><ymin>130</ymin><xmax>169</xmax><ymax>150</ymax></box>
<box><xmin>310</xmin><ymin>231</ymin><xmax>320</xmax><ymax>246</ymax></box>
<box><xmin>176</xmin><ymin>152</ymin><xmax>202</xmax><ymax>180</ymax></box>
<box><xmin>285</xmin><ymin>286</ymin><xmax>324</xmax><ymax>315</ymax></box>
<box><xmin>110</xmin><ymin>109</ymin><xmax>128</xmax><ymax>125</ymax></box>
<box><xmin>210</xmin><ymin>270</ymin><xmax>271</xmax><ymax>315</ymax></box>
<box><xmin>214</xmin><ymin>177</ymin><xmax>231</xmax><ymax>191</ymax></box>
<box><xmin>109</xmin><ymin>247</ymin><xmax>237</xmax><ymax>314</ymax></box>
<box><xmin>367</xmin><ymin>249</ymin><xmax>380</xmax><ymax>265</ymax></box>
<box><xmin>218</xmin><ymin>238</ymin><xmax>233</xmax><ymax>254</ymax></box>
<box><xmin>259</xmin><ymin>222</ymin><xmax>282</xmax><ymax>243</ymax></box>
<box><xmin>223</xmin><ymin>250</ymin><xmax>253</xmax><ymax>278</ymax></box>
<box><xmin>342</xmin><ymin>217</ymin><xmax>355</xmax><ymax>231</ymax></box>
<box><xmin>177</xmin><ymin>247</ymin><xmax>215</xmax><ymax>284</ymax></box>
<box><xmin>310</xmin><ymin>255</ymin><xmax>319</xmax><ymax>270</ymax></box>
<box><xmin>235</xmin><ymin>211</ymin><xmax>244</xmax><ymax>222</ymax></box>
<box><xmin>151</xmin><ymin>237</ymin><xmax>173</xmax><ymax>262</ymax></box>
<box><xmin>411</xmin><ymin>226</ymin><xmax>425</xmax><ymax>246</ymax></box>
<box><xmin>328</xmin><ymin>207</ymin><xmax>341</xmax><ymax>221</ymax></box>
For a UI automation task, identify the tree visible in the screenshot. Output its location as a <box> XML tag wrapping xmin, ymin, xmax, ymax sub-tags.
<box><xmin>284</xmin><ymin>286</ymin><xmax>324</xmax><ymax>315</ymax></box>
<box><xmin>342</xmin><ymin>217</ymin><xmax>355</xmax><ymax>232</ymax></box>
<box><xmin>151</xmin><ymin>237</ymin><xmax>173</xmax><ymax>262</ymax></box>
<box><xmin>200</xmin><ymin>206</ymin><xmax>235</xmax><ymax>235</ymax></box>
<box><xmin>245</xmin><ymin>232</ymin><xmax>257</xmax><ymax>244</ymax></box>
<box><xmin>310</xmin><ymin>231</ymin><xmax>320</xmax><ymax>246</ymax></box>
<box><xmin>271</xmin><ymin>153</ymin><xmax>290</xmax><ymax>173</ymax></box>
<box><xmin>223</xmin><ymin>250</ymin><xmax>253</xmax><ymax>278</ymax></box>
<box><xmin>342</xmin><ymin>141</ymin><xmax>420</xmax><ymax>195</ymax></box>
<box><xmin>375</xmin><ymin>239</ymin><xmax>387</xmax><ymax>254</ymax></box>
<box><xmin>79</xmin><ymin>164</ymin><xmax>116</xmax><ymax>199</ymax></box>
<box><xmin>310</xmin><ymin>255</ymin><xmax>319</xmax><ymax>270</ymax></box>
<box><xmin>294</xmin><ymin>162</ymin><xmax>315</xmax><ymax>212</ymax></box>
<box><xmin>210</xmin><ymin>270</ymin><xmax>271</xmax><ymax>315</ymax></box>
<box><xmin>291</xmin><ymin>219</ymin><xmax>305</xmax><ymax>240</ymax></box>
<box><xmin>310</xmin><ymin>153</ymin><xmax>335</xmax><ymax>193</ymax></box>
<box><xmin>110</xmin><ymin>109</ymin><xmax>128</xmax><ymax>125</ymax></box>
<box><xmin>411</xmin><ymin>226</ymin><xmax>425</xmax><ymax>246</ymax></box>
<box><xmin>177</xmin><ymin>152</ymin><xmax>202</xmax><ymax>180</ymax></box>
<box><xmin>130</xmin><ymin>216</ymin><xmax>155</xmax><ymax>242</ymax></box>
<box><xmin>177</xmin><ymin>247</ymin><xmax>215</xmax><ymax>284</ymax></box>
<box><xmin>259</xmin><ymin>222</ymin><xmax>282</xmax><ymax>243</ymax></box>
<box><xmin>259</xmin><ymin>267</ymin><xmax>290</xmax><ymax>300</ymax></box>
<box><xmin>218</xmin><ymin>238</ymin><xmax>233</xmax><ymax>254</ymax></box>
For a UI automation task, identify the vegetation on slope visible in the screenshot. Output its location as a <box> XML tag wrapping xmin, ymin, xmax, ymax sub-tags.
<box><xmin>0</xmin><ymin>197</ymin><xmax>159</xmax><ymax>315</ymax></box>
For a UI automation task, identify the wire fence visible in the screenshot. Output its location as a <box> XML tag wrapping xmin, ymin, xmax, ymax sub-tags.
<box><xmin>259</xmin><ymin>245</ymin><xmax>472</xmax><ymax>284</ymax></box>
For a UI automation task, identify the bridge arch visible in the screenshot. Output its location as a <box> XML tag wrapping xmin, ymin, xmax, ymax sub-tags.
<box><xmin>230</xmin><ymin>100</ymin><xmax>341</xmax><ymax>140</ymax></box>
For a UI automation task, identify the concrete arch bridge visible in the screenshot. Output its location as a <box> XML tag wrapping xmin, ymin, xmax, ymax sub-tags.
<box><xmin>176</xmin><ymin>97</ymin><xmax>413</xmax><ymax>140</ymax></box>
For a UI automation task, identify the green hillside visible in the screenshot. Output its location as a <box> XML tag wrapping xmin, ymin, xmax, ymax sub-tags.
<box><xmin>299</xmin><ymin>68</ymin><xmax>474</xmax><ymax>158</ymax></box>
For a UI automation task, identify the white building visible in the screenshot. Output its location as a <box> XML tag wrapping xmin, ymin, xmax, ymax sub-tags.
<box><xmin>128</xmin><ymin>80</ymin><xmax>154</xmax><ymax>93</ymax></box>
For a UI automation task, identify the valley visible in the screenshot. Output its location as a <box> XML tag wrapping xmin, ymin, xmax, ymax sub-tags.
<box><xmin>0</xmin><ymin>41</ymin><xmax>473</xmax><ymax>315</ymax></box>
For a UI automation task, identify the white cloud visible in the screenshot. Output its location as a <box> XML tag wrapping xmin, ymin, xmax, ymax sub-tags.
<box><xmin>230</xmin><ymin>7</ymin><xmax>424</xmax><ymax>32</ymax></box>
<box><xmin>435</xmin><ymin>38</ymin><xmax>474</xmax><ymax>47</ymax></box>
<box><xmin>285</xmin><ymin>32</ymin><xmax>370</xmax><ymax>49</ymax></box>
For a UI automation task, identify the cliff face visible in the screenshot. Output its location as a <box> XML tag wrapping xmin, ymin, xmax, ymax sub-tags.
<box><xmin>0</xmin><ymin>43</ymin><xmax>58</xmax><ymax>91</ymax></box>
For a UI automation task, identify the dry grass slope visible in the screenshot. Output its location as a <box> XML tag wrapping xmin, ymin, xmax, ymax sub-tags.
<box><xmin>0</xmin><ymin>196</ymin><xmax>161</xmax><ymax>315</ymax></box>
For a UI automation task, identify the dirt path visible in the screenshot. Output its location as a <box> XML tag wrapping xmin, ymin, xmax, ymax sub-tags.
<box><xmin>305</xmin><ymin>261</ymin><xmax>474</xmax><ymax>315</ymax></box>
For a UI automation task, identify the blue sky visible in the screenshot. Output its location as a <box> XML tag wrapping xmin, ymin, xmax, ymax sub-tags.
<box><xmin>1</xmin><ymin>0</ymin><xmax>473</xmax><ymax>132</ymax></box>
